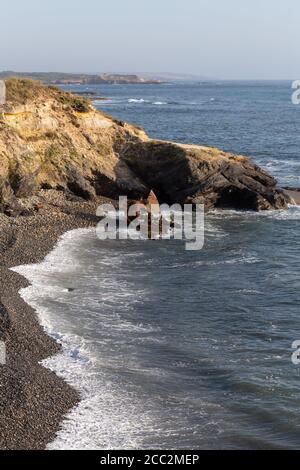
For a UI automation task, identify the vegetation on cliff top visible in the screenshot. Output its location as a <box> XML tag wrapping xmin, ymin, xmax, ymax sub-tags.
<box><xmin>6</xmin><ymin>78</ymin><xmax>45</xmax><ymax>104</ymax></box>
<box><xmin>5</xmin><ymin>78</ymin><xmax>90</xmax><ymax>112</ymax></box>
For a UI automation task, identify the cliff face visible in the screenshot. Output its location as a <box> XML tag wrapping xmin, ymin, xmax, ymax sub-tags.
<box><xmin>122</xmin><ymin>141</ymin><xmax>290</xmax><ymax>210</ymax></box>
<box><xmin>0</xmin><ymin>79</ymin><xmax>150</xmax><ymax>215</ymax></box>
<box><xmin>0</xmin><ymin>79</ymin><xmax>292</xmax><ymax>214</ymax></box>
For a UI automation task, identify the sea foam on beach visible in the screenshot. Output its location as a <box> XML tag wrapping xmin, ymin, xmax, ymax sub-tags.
<box><xmin>11</xmin><ymin>200</ymin><xmax>300</xmax><ymax>449</ymax></box>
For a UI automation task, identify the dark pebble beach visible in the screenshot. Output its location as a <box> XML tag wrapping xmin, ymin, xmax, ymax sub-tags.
<box><xmin>0</xmin><ymin>190</ymin><xmax>107</xmax><ymax>450</ymax></box>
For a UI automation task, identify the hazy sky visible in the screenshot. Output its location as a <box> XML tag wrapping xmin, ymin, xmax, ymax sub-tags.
<box><xmin>1</xmin><ymin>0</ymin><xmax>299</xmax><ymax>79</ymax></box>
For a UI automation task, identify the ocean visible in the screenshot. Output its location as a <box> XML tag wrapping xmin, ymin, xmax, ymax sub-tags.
<box><xmin>13</xmin><ymin>81</ymin><xmax>300</xmax><ymax>449</ymax></box>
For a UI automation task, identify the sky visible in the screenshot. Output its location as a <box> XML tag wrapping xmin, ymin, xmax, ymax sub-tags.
<box><xmin>0</xmin><ymin>0</ymin><xmax>299</xmax><ymax>80</ymax></box>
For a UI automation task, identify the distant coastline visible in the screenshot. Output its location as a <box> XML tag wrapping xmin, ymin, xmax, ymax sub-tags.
<box><xmin>0</xmin><ymin>71</ymin><xmax>165</xmax><ymax>85</ymax></box>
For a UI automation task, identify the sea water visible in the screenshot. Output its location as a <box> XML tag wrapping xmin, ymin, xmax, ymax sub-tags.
<box><xmin>13</xmin><ymin>81</ymin><xmax>300</xmax><ymax>449</ymax></box>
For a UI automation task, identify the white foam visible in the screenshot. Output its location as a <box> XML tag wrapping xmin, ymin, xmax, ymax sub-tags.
<box><xmin>43</xmin><ymin>347</ymin><xmax>157</xmax><ymax>449</ymax></box>
<box><xmin>208</xmin><ymin>205</ymin><xmax>300</xmax><ymax>220</ymax></box>
<box><xmin>208</xmin><ymin>256</ymin><xmax>262</xmax><ymax>266</ymax></box>
<box><xmin>92</xmin><ymin>99</ymin><xmax>111</xmax><ymax>105</ymax></box>
<box><xmin>11</xmin><ymin>228</ymin><xmax>162</xmax><ymax>450</ymax></box>
<box><xmin>267</xmin><ymin>205</ymin><xmax>300</xmax><ymax>220</ymax></box>
<box><xmin>168</xmin><ymin>255</ymin><xmax>262</xmax><ymax>269</ymax></box>
<box><xmin>128</xmin><ymin>98</ymin><xmax>147</xmax><ymax>103</ymax></box>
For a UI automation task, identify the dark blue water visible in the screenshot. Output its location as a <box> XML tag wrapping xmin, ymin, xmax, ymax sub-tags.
<box><xmin>14</xmin><ymin>82</ymin><xmax>300</xmax><ymax>449</ymax></box>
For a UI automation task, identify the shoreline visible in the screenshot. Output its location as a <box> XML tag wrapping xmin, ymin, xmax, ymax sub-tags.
<box><xmin>0</xmin><ymin>188</ymin><xmax>299</xmax><ymax>449</ymax></box>
<box><xmin>0</xmin><ymin>190</ymin><xmax>104</xmax><ymax>450</ymax></box>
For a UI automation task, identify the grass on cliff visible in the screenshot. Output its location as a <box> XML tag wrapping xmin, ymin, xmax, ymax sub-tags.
<box><xmin>56</xmin><ymin>92</ymin><xmax>90</xmax><ymax>112</ymax></box>
<box><xmin>5</xmin><ymin>78</ymin><xmax>91</xmax><ymax>112</ymax></box>
<box><xmin>5</xmin><ymin>78</ymin><xmax>45</xmax><ymax>104</ymax></box>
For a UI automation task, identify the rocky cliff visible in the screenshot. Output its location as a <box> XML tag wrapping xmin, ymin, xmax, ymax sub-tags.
<box><xmin>0</xmin><ymin>78</ymin><xmax>292</xmax><ymax>215</ymax></box>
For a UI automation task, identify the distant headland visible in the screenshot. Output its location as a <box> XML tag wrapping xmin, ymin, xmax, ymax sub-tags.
<box><xmin>0</xmin><ymin>71</ymin><xmax>165</xmax><ymax>85</ymax></box>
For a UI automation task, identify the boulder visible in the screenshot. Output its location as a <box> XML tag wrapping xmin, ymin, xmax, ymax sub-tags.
<box><xmin>67</xmin><ymin>167</ymin><xmax>96</xmax><ymax>200</ymax></box>
<box><xmin>121</xmin><ymin>140</ymin><xmax>290</xmax><ymax>211</ymax></box>
<box><xmin>92</xmin><ymin>160</ymin><xmax>148</xmax><ymax>200</ymax></box>
<box><xmin>13</xmin><ymin>171</ymin><xmax>39</xmax><ymax>198</ymax></box>
<box><xmin>283</xmin><ymin>188</ymin><xmax>300</xmax><ymax>205</ymax></box>
<box><xmin>0</xmin><ymin>182</ymin><xmax>24</xmax><ymax>216</ymax></box>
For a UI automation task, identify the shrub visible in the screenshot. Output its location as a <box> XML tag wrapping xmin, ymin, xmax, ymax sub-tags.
<box><xmin>57</xmin><ymin>93</ymin><xmax>90</xmax><ymax>113</ymax></box>
<box><xmin>5</xmin><ymin>78</ymin><xmax>43</xmax><ymax>104</ymax></box>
